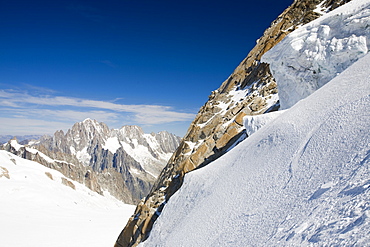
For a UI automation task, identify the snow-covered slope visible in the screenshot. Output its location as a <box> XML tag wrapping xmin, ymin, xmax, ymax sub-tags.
<box><xmin>139</xmin><ymin>1</ymin><xmax>370</xmax><ymax>244</ymax></box>
<box><xmin>243</xmin><ymin>110</ymin><xmax>285</xmax><ymax>136</ymax></box>
<box><xmin>141</xmin><ymin>44</ymin><xmax>370</xmax><ymax>247</ymax></box>
<box><xmin>262</xmin><ymin>0</ymin><xmax>370</xmax><ymax>109</ymax></box>
<box><xmin>0</xmin><ymin>150</ymin><xmax>135</xmax><ymax>247</ymax></box>
<box><xmin>115</xmin><ymin>1</ymin><xmax>364</xmax><ymax>245</ymax></box>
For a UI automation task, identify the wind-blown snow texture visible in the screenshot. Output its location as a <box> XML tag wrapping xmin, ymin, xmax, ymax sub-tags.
<box><xmin>140</xmin><ymin>1</ymin><xmax>370</xmax><ymax>245</ymax></box>
<box><xmin>142</xmin><ymin>46</ymin><xmax>370</xmax><ymax>247</ymax></box>
<box><xmin>263</xmin><ymin>0</ymin><xmax>370</xmax><ymax>109</ymax></box>
<box><xmin>0</xmin><ymin>150</ymin><xmax>135</xmax><ymax>247</ymax></box>
<box><xmin>243</xmin><ymin>110</ymin><xmax>285</xmax><ymax>137</ymax></box>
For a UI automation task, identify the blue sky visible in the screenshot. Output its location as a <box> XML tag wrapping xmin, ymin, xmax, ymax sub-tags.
<box><xmin>0</xmin><ymin>0</ymin><xmax>292</xmax><ymax>137</ymax></box>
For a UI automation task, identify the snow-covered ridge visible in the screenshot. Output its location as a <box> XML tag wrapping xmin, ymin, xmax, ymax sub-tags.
<box><xmin>0</xmin><ymin>150</ymin><xmax>135</xmax><ymax>247</ymax></box>
<box><xmin>262</xmin><ymin>0</ymin><xmax>370</xmax><ymax>109</ymax></box>
<box><xmin>243</xmin><ymin>110</ymin><xmax>286</xmax><ymax>137</ymax></box>
<box><xmin>141</xmin><ymin>45</ymin><xmax>370</xmax><ymax>247</ymax></box>
<box><xmin>9</xmin><ymin>139</ymin><xmax>76</xmax><ymax>166</ymax></box>
<box><xmin>9</xmin><ymin>139</ymin><xmax>22</xmax><ymax>151</ymax></box>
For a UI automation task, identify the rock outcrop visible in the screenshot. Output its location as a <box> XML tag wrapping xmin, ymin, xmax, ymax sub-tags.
<box><xmin>115</xmin><ymin>0</ymin><xmax>352</xmax><ymax>246</ymax></box>
<box><xmin>1</xmin><ymin>119</ymin><xmax>181</xmax><ymax>204</ymax></box>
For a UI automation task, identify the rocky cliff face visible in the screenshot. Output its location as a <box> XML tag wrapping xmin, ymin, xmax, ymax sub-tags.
<box><xmin>115</xmin><ymin>0</ymin><xmax>352</xmax><ymax>246</ymax></box>
<box><xmin>2</xmin><ymin>119</ymin><xmax>181</xmax><ymax>204</ymax></box>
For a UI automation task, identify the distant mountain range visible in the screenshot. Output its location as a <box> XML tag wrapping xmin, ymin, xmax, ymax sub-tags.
<box><xmin>0</xmin><ymin>135</ymin><xmax>43</xmax><ymax>145</ymax></box>
<box><xmin>1</xmin><ymin>119</ymin><xmax>181</xmax><ymax>204</ymax></box>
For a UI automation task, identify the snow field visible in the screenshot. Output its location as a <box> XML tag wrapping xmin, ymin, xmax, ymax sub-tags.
<box><xmin>0</xmin><ymin>150</ymin><xmax>135</xmax><ymax>247</ymax></box>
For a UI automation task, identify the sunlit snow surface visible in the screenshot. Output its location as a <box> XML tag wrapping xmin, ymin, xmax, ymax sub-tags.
<box><xmin>243</xmin><ymin>110</ymin><xmax>286</xmax><ymax>136</ymax></box>
<box><xmin>141</xmin><ymin>27</ymin><xmax>370</xmax><ymax>247</ymax></box>
<box><xmin>0</xmin><ymin>150</ymin><xmax>135</xmax><ymax>247</ymax></box>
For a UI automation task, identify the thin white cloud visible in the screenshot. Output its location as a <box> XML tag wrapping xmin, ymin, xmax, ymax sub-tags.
<box><xmin>0</xmin><ymin>118</ymin><xmax>73</xmax><ymax>136</ymax></box>
<box><xmin>0</xmin><ymin>89</ymin><xmax>195</xmax><ymax>135</ymax></box>
<box><xmin>0</xmin><ymin>99</ymin><xmax>19</xmax><ymax>108</ymax></box>
<box><xmin>22</xmin><ymin>84</ymin><xmax>57</xmax><ymax>94</ymax></box>
<box><xmin>0</xmin><ymin>89</ymin><xmax>190</xmax><ymax>117</ymax></box>
<box><xmin>4</xmin><ymin>108</ymin><xmax>119</xmax><ymax>123</ymax></box>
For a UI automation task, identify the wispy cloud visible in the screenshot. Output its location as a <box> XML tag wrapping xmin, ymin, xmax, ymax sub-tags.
<box><xmin>100</xmin><ymin>60</ymin><xmax>118</xmax><ymax>68</ymax></box>
<box><xmin>0</xmin><ymin>89</ymin><xmax>195</xmax><ymax>135</ymax></box>
<box><xmin>22</xmin><ymin>84</ymin><xmax>57</xmax><ymax>94</ymax></box>
<box><xmin>0</xmin><ymin>118</ymin><xmax>73</xmax><ymax>136</ymax></box>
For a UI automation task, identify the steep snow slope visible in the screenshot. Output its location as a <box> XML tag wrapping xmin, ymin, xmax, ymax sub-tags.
<box><xmin>243</xmin><ymin>110</ymin><xmax>286</xmax><ymax>136</ymax></box>
<box><xmin>140</xmin><ymin>43</ymin><xmax>370</xmax><ymax>247</ymax></box>
<box><xmin>263</xmin><ymin>0</ymin><xmax>370</xmax><ymax>109</ymax></box>
<box><xmin>114</xmin><ymin>1</ymin><xmax>355</xmax><ymax>245</ymax></box>
<box><xmin>0</xmin><ymin>150</ymin><xmax>135</xmax><ymax>247</ymax></box>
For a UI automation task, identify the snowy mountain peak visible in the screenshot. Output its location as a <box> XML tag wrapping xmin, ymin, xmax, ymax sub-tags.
<box><xmin>75</xmin><ymin>118</ymin><xmax>110</xmax><ymax>136</ymax></box>
<box><xmin>9</xmin><ymin>138</ymin><xmax>23</xmax><ymax>152</ymax></box>
<box><xmin>118</xmin><ymin>125</ymin><xmax>145</xmax><ymax>140</ymax></box>
<box><xmin>82</xmin><ymin>117</ymin><xmax>93</xmax><ymax>123</ymax></box>
<box><xmin>12</xmin><ymin>120</ymin><xmax>182</xmax><ymax>203</ymax></box>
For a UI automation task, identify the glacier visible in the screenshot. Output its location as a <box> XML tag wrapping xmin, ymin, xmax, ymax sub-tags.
<box><xmin>262</xmin><ymin>0</ymin><xmax>370</xmax><ymax>109</ymax></box>
<box><xmin>139</xmin><ymin>1</ymin><xmax>370</xmax><ymax>245</ymax></box>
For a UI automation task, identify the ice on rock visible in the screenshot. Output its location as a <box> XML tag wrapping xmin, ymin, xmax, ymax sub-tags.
<box><xmin>262</xmin><ymin>0</ymin><xmax>370</xmax><ymax>109</ymax></box>
<box><xmin>243</xmin><ymin>110</ymin><xmax>286</xmax><ymax>137</ymax></box>
<box><xmin>102</xmin><ymin>137</ymin><xmax>121</xmax><ymax>154</ymax></box>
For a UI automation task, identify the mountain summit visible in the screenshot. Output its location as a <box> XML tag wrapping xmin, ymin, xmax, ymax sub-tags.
<box><xmin>43</xmin><ymin>119</ymin><xmax>179</xmax><ymax>177</ymax></box>
<box><xmin>115</xmin><ymin>0</ymin><xmax>367</xmax><ymax>246</ymax></box>
<box><xmin>2</xmin><ymin>119</ymin><xmax>181</xmax><ymax>204</ymax></box>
